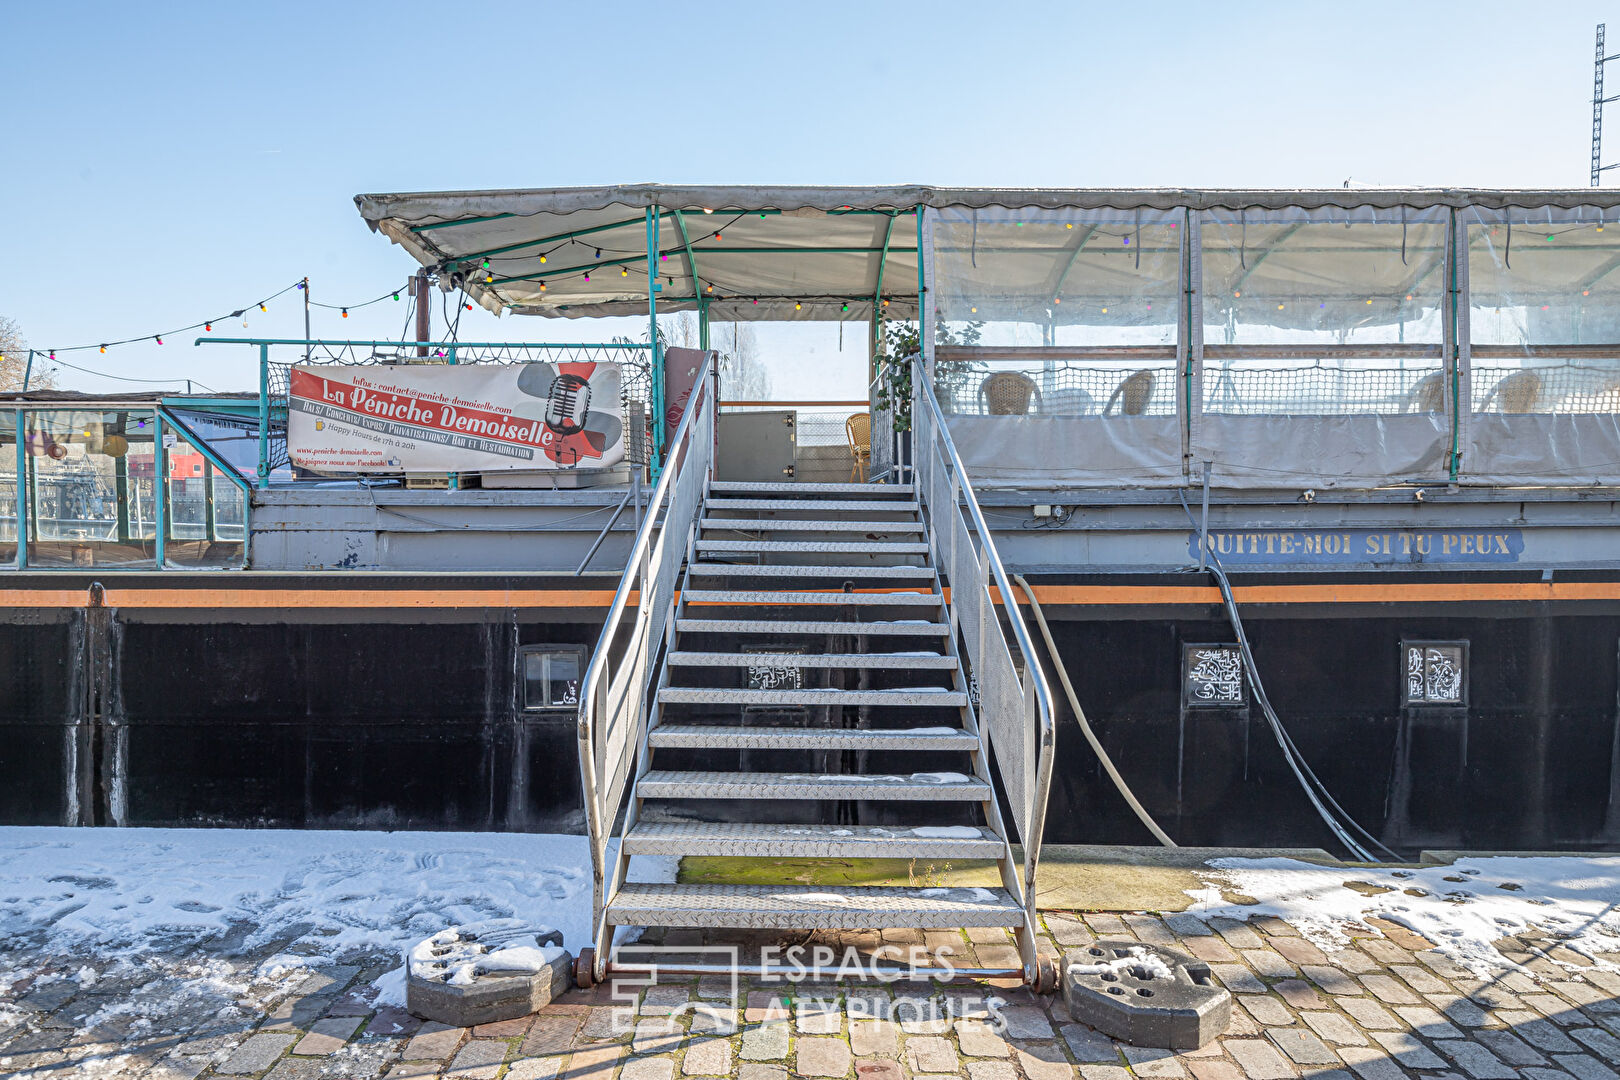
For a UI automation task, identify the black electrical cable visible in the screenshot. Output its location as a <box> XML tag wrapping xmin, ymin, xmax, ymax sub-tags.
<box><xmin>1176</xmin><ymin>486</ymin><xmax>1398</xmax><ymax>863</ymax></box>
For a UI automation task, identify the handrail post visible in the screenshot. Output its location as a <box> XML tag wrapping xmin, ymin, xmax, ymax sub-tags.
<box><xmin>257</xmin><ymin>344</ymin><xmax>270</xmax><ymax>487</ymax></box>
<box><xmin>14</xmin><ymin>410</ymin><xmax>26</xmax><ymax>570</ymax></box>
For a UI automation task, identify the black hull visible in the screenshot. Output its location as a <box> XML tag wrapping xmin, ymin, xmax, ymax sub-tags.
<box><xmin>4</xmin><ymin>571</ymin><xmax>1617</xmax><ymax>855</ymax></box>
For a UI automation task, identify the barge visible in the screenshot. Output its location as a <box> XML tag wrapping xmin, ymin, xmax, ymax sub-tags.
<box><xmin>6</xmin><ymin>185</ymin><xmax>1620</xmax><ymax>867</ymax></box>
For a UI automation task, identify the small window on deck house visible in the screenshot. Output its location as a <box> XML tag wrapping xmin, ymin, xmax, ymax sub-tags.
<box><xmin>521</xmin><ymin>645</ymin><xmax>586</xmax><ymax>710</ymax></box>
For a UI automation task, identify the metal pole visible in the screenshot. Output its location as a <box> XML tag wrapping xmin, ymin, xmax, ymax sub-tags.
<box><xmin>1198</xmin><ymin>460</ymin><xmax>1212</xmax><ymax>572</ymax></box>
<box><xmin>22</xmin><ymin>350</ymin><xmax>34</xmax><ymax>392</ymax></box>
<box><xmin>698</xmin><ymin>299</ymin><xmax>710</xmax><ymax>351</ymax></box>
<box><xmin>1596</xmin><ymin>24</ymin><xmax>1608</xmax><ymax>188</ymax></box>
<box><xmin>303</xmin><ymin>277</ymin><xmax>311</xmax><ymax>360</ymax></box>
<box><xmin>415</xmin><ymin>270</ymin><xmax>432</xmax><ymax>358</ymax></box>
<box><xmin>153</xmin><ymin>411</ymin><xmax>168</xmax><ymax>568</ymax></box>
<box><xmin>257</xmin><ymin>344</ymin><xmax>270</xmax><ymax>487</ymax></box>
<box><xmin>13</xmin><ymin>410</ymin><xmax>25</xmax><ymax>569</ymax></box>
<box><xmin>204</xmin><ymin>462</ymin><xmax>217</xmax><ymax>542</ymax></box>
<box><xmin>648</xmin><ymin>207</ymin><xmax>665</xmax><ymax>471</ymax></box>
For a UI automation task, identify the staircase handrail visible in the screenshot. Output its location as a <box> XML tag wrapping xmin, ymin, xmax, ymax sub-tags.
<box><xmin>577</xmin><ymin>354</ymin><xmax>716</xmax><ymax>944</ymax></box>
<box><xmin>912</xmin><ymin>357</ymin><xmax>1057</xmax><ymax>969</ymax></box>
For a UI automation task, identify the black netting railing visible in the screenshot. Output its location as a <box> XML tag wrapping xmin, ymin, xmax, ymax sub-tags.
<box><xmin>936</xmin><ymin>361</ymin><xmax>1179</xmax><ymax>416</ymax></box>
<box><xmin>1201</xmin><ymin>363</ymin><xmax>1447</xmax><ymax>416</ymax></box>
<box><xmin>1470</xmin><ymin>362</ymin><xmax>1620</xmax><ymax>413</ymax></box>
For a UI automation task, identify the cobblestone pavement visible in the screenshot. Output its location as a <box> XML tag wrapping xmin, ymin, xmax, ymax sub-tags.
<box><xmin>4</xmin><ymin>911</ymin><xmax>1619</xmax><ymax>1080</ymax></box>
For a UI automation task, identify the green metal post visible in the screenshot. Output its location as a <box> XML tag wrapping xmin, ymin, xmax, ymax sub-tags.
<box><xmin>648</xmin><ymin>207</ymin><xmax>665</xmax><ymax>471</ymax></box>
<box><xmin>447</xmin><ymin>345</ymin><xmax>459</xmax><ymax>491</ymax></box>
<box><xmin>22</xmin><ymin>350</ymin><xmax>34</xmax><ymax>392</ymax></box>
<box><xmin>13</xmin><ymin>410</ymin><xmax>25</xmax><ymax>569</ymax></box>
<box><xmin>153</xmin><ymin>410</ymin><xmax>167</xmax><ymax>568</ymax></box>
<box><xmin>257</xmin><ymin>344</ymin><xmax>270</xmax><ymax>486</ymax></box>
<box><xmin>699</xmin><ymin>300</ymin><xmax>710</xmax><ymax>350</ymax></box>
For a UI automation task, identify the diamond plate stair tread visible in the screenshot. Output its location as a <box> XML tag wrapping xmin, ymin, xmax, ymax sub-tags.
<box><xmin>667</xmin><ymin>651</ymin><xmax>955</xmax><ymax>669</ymax></box>
<box><xmin>622</xmin><ymin>821</ymin><xmax>1004</xmax><ymax>858</ymax></box>
<box><xmin>700</xmin><ymin>519</ymin><xmax>924</xmax><ymax>532</ymax></box>
<box><xmin>709</xmin><ymin>481</ymin><xmax>913</xmax><ymax>494</ymax></box>
<box><xmin>705</xmin><ymin>499</ymin><xmax>920</xmax><ymax>512</ymax></box>
<box><xmin>681</xmin><ymin>589</ymin><xmax>940</xmax><ymax>606</ymax></box>
<box><xmin>686</xmin><ymin>563</ymin><xmax>935</xmax><ymax>579</ymax></box>
<box><xmin>605</xmin><ymin>882</ymin><xmax>1021</xmax><ymax>929</ymax></box>
<box><xmin>674</xmin><ymin>619</ymin><xmax>948</xmax><ymax>635</ymax></box>
<box><xmin>659</xmin><ymin>687</ymin><xmax>966</xmax><ymax>706</ymax></box>
<box><xmin>647</xmin><ymin>723</ymin><xmax>976</xmax><ymax>749</ymax></box>
<box><xmin>638</xmin><ymin>769</ymin><xmax>988</xmax><ymax>800</ymax></box>
<box><xmin>697</xmin><ymin>539</ymin><xmax>929</xmax><ymax>553</ymax></box>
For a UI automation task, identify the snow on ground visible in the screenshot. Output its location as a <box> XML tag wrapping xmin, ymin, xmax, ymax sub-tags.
<box><xmin>1185</xmin><ymin>855</ymin><xmax>1620</xmax><ymax>976</ymax></box>
<box><xmin>0</xmin><ymin>827</ymin><xmax>673</xmax><ymax>1005</ymax></box>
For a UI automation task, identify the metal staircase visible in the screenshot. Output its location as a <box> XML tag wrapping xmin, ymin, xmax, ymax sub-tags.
<box><xmin>576</xmin><ymin>356</ymin><xmax>1055</xmax><ymax>988</ymax></box>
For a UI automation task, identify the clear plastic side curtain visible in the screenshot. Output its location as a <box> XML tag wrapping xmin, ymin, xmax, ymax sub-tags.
<box><xmin>1190</xmin><ymin>204</ymin><xmax>1454</xmax><ymax>488</ymax></box>
<box><xmin>922</xmin><ymin>206</ymin><xmax>1185</xmax><ymax>486</ymax></box>
<box><xmin>1460</xmin><ymin>205</ymin><xmax>1620</xmax><ymax>485</ymax></box>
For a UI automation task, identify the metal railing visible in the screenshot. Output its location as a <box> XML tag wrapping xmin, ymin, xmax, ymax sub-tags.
<box><xmin>912</xmin><ymin>358</ymin><xmax>1057</xmax><ymax>982</ymax></box>
<box><xmin>575</xmin><ymin>353</ymin><xmax>716</xmax><ymax>982</ymax></box>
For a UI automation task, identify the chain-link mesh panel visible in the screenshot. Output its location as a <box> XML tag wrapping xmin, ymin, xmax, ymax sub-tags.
<box><xmin>262</xmin><ymin>342</ymin><xmax>653</xmax><ymax>480</ymax></box>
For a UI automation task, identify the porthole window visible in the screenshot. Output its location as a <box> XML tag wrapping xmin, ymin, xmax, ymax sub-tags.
<box><xmin>521</xmin><ymin>645</ymin><xmax>586</xmax><ymax>710</ymax></box>
<box><xmin>1183</xmin><ymin>644</ymin><xmax>1245</xmax><ymax>707</ymax></box>
<box><xmin>1400</xmin><ymin>640</ymin><xmax>1467</xmax><ymax>707</ymax></box>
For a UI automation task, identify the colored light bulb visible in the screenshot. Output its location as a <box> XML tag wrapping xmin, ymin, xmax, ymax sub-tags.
<box><xmin>539</xmin><ymin>255</ymin><xmax>547</xmax><ymax>263</ymax></box>
<box><xmin>100</xmin><ymin>346</ymin><xmax>106</xmax><ymax>353</ymax></box>
<box><xmin>205</xmin><ymin>322</ymin><xmax>212</xmax><ymax>331</ymax></box>
<box><xmin>621</xmin><ymin>266</ymin><xmax>629</xmax><ymax>277</ymax></box>
<box><xmin>341</xmin><ymin>309</ymin><xmax>348</xmax><ymax>318</ymax></box>
<box><xmin>156</xmin><ymin>336</ymin><xmax>163</xmax><ymax>345</ymax></box>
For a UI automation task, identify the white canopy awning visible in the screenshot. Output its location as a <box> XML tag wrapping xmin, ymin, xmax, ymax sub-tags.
<box><xmin>354</xmin><ymin>185</ymin><xmax>1620</xmax><ymax>322</ymax></box>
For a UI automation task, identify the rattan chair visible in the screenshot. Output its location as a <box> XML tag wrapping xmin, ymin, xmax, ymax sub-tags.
<box><xmin>1405</xmin><ymin>372</ymin><xmax>1446</xmax><ymax>414</ymax></box>
<box><xmin>1479</xmin><ymin>370</ymin><xmax>1544</xmax><ymax>413</ymax></box>
<box><xmin>977</xmin><ymin>372</ymin><xmax>1042</xmax><ymax>415</ymax></box>
<box><xmin>1102</xmin><ymin>369</ymin><xmax>1156</xmax><ymax>416</ymax></box>
<box><xmin>845</xmin><ymin>413</ymin><xmax>871</xmax><ymax>482</ymax></box>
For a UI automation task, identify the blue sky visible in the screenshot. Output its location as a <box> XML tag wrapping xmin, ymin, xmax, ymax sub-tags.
<box><xmin>5</xmin><ymin>0</ymin><xmax>1618</xmax><ymax>397</ymax></box>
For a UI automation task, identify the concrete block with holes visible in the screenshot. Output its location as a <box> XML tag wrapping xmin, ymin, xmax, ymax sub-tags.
<box><xmin>1061</xmin><ymin>939</ymin><xmax>1231</xmax><ymax>1050</ymax></box>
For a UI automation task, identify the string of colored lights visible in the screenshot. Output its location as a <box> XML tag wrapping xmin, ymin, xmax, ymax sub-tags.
<box><xmin>2</xmin><ymin>277</ymin><xmax>454</xmax><ymax>373</ymax></box>
<box><xmin>307</xmin><ymin>278</ymin><xmax>418</xmax><ymax>320</ymax></box>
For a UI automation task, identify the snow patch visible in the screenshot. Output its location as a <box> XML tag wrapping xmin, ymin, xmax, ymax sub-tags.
<box><xmin>1069</xmin><ymin>944</ymin><xmax>1174</xmax><ymax>980</ymax></box>
<box><xmin>1185</xmin><ymin>855</ymin><xmax>1620</xmax><ymax>976</ymax></box>
<box><xmin>911</xmin><ymin>772</ymin><xmax>972</xmax><ymax>785</ymax></box>
<box><xmin>0</xmin><ymin>827</ymin><xmax>674</xmax><ymax>1009</ymax></box>
<box><xmin>909</xmin><ymin>826</ymin><xmax>984</xmax><ymax>839</ymax></box>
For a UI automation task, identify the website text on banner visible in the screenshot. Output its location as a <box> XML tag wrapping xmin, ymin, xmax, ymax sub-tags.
<box><xmin>287</xmin><ymin>362</ymin><xmax>625</xmax><ymax>473</ymax></box>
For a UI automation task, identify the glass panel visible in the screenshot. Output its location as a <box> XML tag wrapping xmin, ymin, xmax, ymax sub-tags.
<box><xmin>164</xmin><ymin>428</ymin><xmax>246</xmax><ymax>568</ymax></box>
<box><xmin>0</xmin><ymin>412</ymin><xmax>16</xmax><ymax>564</ymax></box>
<box><xmin>523</xmin><ymin>647</ymin><xmax>583</xmax><ymax>710</ymax></box>
<box><xmin>931</xmin><ymin>208</ymin><xmax>1181</xmax><ymax>417</ymax></box>
<box><xmin>1467</xmin><ymin>210</ymin><xmax>1620</xmax><ymax>414</ymax></box>
<box><xmin>26</xmin><ymin>410</ymin><xmax>157</xmax><ymax>567</ymax></box>
<box><xmin>1201</xmin><ymin>210</ymin><xmax>1447</xmax><ymax>416</ymax></box>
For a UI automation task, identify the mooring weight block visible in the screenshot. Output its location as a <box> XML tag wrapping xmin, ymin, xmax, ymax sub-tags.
<box><xmin>406</xmin><ymin>924</ymin><xmax>574</xmax><ymax>1028</ymax></box>
<box><xmin>1062</xmin><ymin>939</ymin><xmax>1230</xmax><ymax>1050</ymax></box>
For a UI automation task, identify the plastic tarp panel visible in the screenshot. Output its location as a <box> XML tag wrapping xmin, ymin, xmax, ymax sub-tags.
<box><xmin>1192</xmin><ymin>206</ymin><xmax>1454</xmax><ymax>488</ymax></box>
<box><xmin>1460</xmin><ymin>206</ymin><xmax>1620</xmax><ymax>485</ymax></box>
<box><xmin>925</xmin><ymin>206</ymin><xmax>1187</xmax><ymax>488</ymax></box>
<box><xmin>943</xmin><ymin>415</ymin><xmax>1185</xmax><ymax>486</ymax></box>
